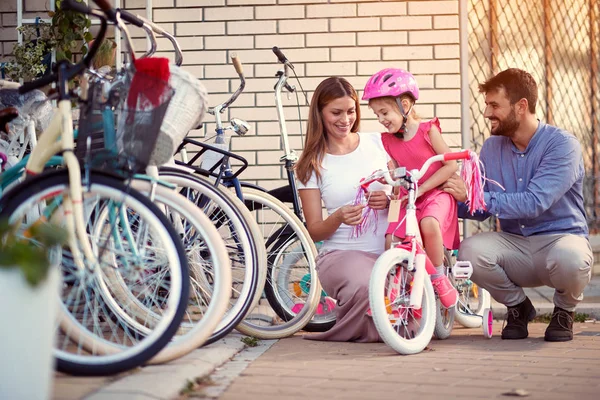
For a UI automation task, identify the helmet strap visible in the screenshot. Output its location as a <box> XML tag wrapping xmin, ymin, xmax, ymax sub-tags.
<box><xmin>395</xmin><ymin>97</ymin><xmax>414</xmax><ymax>137</ymax></box>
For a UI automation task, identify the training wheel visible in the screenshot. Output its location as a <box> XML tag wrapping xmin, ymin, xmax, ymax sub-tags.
<box><xmin>482</xmin><ymin>308</ymin><xmax>493</xmax><ymax>339</ymax></box>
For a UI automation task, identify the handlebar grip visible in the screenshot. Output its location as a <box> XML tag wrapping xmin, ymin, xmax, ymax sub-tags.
<box><xmin>230</xmin><ymin>53</ymin><xmax>244</xmax><ymax>75</ymax></box>
<box><xmin>444</xmin><ymin>149</ymin><xmax>472</xmax><ymax>161</ymax></box>
<box><xmin>272</xmin><ymin>46</ymin><xmax>288</xmax><ymax>64</ymax></box>
<box><xmin>91</xmin><ymin>0</ymin><xmax>116</xmax><ymax>21</ymax></box>
<box><xmin>18</xmin><ymin>73</ymin><xmax>57</xmax><ymax>94</ymax></box>
<box><xmin>62</xmin><ymin>0</ymin><xmax>92</xmax><ymax>14</ymax></box>
<box><xmin>117</xmin><ymin>9</ymin><xmax>144</xmax><ymax>27</ymax></box>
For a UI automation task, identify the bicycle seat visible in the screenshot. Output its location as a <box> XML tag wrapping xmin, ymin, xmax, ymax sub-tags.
<box><xmin>0</xmin><ymin>107</ymin><xmax>18</xmax><ymax>134</ymax></box>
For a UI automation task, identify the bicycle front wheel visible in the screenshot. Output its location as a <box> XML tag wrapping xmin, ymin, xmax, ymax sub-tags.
<box><xmin>159</xmin><ymin>169</ymin><xmax>267</xmax><ymax>345</ymax></box>
<box><xmin>127</xmin><ymin>178</ymin><xmax>232</xmax><ymax>363</ymax></box>
<box><xmin>0</xmin><ymin>170</ymin><xmax>189</xmax><ymax>376</ymax></box>
<box><xmin>235</xmin><ymin>188</ymin><xmax>321</xmax><ymax>340</ymax></box>
<box><xmin>369</xmin><ymin>248</ymin><xmax>436</xmax><ymax>355</ymax></box>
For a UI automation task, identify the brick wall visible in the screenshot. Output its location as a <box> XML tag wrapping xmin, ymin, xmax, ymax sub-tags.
<box><xmin>1</xmin><ymin>0</ymin><xmax>462</xmax><ymax>190</ymax></box>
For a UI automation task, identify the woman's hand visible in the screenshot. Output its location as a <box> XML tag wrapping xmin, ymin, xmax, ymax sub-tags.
<box><xmin>441</xmin><ymin>174</ymin><xmax>468</xmax><ymax>202</ymax></box>
<box><xmin>366</xmin><ymin>190</ymin><xmax>389</xmax><ymax>210</ymax></box>
<box><xmin>335</xmin><ymin>204</ymin><xmax>365</xmax><ymax>226</ymax></box>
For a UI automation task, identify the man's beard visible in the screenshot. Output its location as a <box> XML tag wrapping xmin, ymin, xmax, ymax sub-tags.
<box><xmin>490</xmin><ymin>108</ymin><xmax>519</xmax><ymax>137</ymax></box>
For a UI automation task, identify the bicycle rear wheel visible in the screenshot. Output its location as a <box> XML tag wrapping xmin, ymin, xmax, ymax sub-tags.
<box><xmin>0</xmin><ymin>170</ymin><xmax>189</xmax><ymax>375</ymax></box>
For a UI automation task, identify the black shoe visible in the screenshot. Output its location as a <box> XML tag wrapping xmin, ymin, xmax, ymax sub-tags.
<box><xmin>501</xmin><ymin>297</ymin><xmax>536</xmax><ymax>340</ymax></box>
<box><xmin>544</xmin><ymin>307</ymin><xmax>574</xmax><ymax>342</ymax></box>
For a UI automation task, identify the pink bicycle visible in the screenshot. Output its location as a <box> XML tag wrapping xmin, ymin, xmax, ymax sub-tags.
<box><xmin>362</xmin><ymin>149</ymin><xmax>492</xmax><ymax>355</ymax></box>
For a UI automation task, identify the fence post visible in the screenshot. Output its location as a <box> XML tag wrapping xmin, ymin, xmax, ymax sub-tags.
<box><xmin>592</xmin><ymin>0</ymin><xmax>600</xmax><ymax>232</ymax></box>
<box><xmin>460</xmin><ymin>0</ymin><xmax>471</xmax><ymax>239</ymax></box>
<box><xmin>543</xmin><ymin>0</ymin><xmax>553</xmax><ymax>125</ymax></box>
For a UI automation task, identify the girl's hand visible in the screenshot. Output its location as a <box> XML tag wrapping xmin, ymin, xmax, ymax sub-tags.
<box><xmin>335</xmin><ymin>204</ymin><xmax>365</xmax><ymax>226</ymax></box>
<box><xmin>395</xmin><ymin>194</ymin><xmax>408</xmax><ymax>208</ymax></box>
<box><xmin>366</xmin><ymin>190</ymin><xmax>389</xmax><ymax>210</ymax></box>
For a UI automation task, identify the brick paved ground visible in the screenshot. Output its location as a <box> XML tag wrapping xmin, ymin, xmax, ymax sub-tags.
<box><xmin>217</xmin><ymin>323</ymin><xmax>600</xmax><ymax>400</ymax></box>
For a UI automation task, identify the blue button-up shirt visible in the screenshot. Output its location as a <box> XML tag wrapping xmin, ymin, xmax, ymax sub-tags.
<box><xmin>459</xmin><ymin>122</ymin><xmax>589</xmax><ymax>237</ymax></box>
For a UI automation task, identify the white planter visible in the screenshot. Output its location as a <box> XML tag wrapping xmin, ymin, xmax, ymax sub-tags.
<box><xmin>0</xmin><ymin>266</ymin><xmax>61</xmax><ymax>400</ymax></box>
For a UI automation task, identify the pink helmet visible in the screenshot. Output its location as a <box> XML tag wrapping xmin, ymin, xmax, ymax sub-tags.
<box><xmin>362</xmin><ymin>68</ymin><xmax>419</xmax><ymax>101</ymax></box>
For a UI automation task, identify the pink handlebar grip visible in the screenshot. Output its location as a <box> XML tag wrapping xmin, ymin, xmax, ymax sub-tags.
<box><xmin>444</xmin><ymin>149</ymin><xmax>471</xmax><ymax>161</ymax></box>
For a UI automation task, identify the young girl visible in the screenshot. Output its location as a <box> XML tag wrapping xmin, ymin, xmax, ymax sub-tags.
<box><xmin>362</xmin><ymin>68</ymin><xmax>459</xmax><ymax>309</ymax></box>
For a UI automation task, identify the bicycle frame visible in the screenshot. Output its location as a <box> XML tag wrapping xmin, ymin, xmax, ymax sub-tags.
<box><xmin>366</xmin><ymin>150</ymin><xmax>472</xmax><ymax>310</ymax></box>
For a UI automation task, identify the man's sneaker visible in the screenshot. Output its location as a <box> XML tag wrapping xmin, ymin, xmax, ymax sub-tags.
<box><xmin>431</xmin><ymin>275</ymin><xmax>458</xmax><ymax>308</ymax></box>
<box><xmin>501</xmin><ymin>297</ymin><xmax>536</xmax><ymax>340</ymax></box>
<box><xmin>544</xmin><ymin>307</ymin><xmax>574</xmax><ymax>342</ymax></box>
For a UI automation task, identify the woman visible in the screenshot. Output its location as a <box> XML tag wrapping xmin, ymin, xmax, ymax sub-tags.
<box><xmin>295</xmin><ymin>77</ymin><xmax>393</xmax><ymax>342</ymax></box>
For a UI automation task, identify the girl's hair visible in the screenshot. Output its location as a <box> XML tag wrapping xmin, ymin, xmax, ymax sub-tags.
<box><xmin>369</xmin><ymin>94</ymin><xmax>416</xmax><ymax>139</ymax></box>
<box><xmin>296</xmin><ymin>77</ymin><xmax>360</xmax><ymax>185</ymax></box>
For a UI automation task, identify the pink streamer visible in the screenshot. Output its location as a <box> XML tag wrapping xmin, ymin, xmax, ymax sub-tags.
<box><xmin>350</xmin><ymin>178</ymin><xmax>379</xmax><ymax>239</ymax></box>
<box><xmin>460</xmin><ymin>151</ymin><xmax>504</xmax><ymax>214</ymax></box>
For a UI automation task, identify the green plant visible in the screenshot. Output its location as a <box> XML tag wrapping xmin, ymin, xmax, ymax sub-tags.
<box><xmin>0</xmin><ymin>219</ymin><xmax>67</xmax><ymax>287</ymax></box>
<box><xmin>533</xmin><ymin>312</ymin><xmax>591</xmax><ymax>323</ymax></box>
<box><xmin>240</xmin><ymin>336</ymin><xmax>260</xmax><ymax>347</ymax></box>
<box><xmin>50</xmin><ymin>0</ymin><xmax>93</xmax><ymax>63</ymax></box>
<box><xmin>4</xmin><ymin>22</ymin><xmax>56</xmax><ymax>82</ymax></box>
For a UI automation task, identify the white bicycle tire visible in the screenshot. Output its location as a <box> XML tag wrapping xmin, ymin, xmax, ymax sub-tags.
<box><xmin>234</xmin><ymin>187</ymin><xmax>321</xmax><ymax>340</ymax></box>
<box><xmin>369</xmin><ymin>248</ymin><xmax>436</xmax><ymax>355</ymax></box>
<box><xmin>163</xmin><ymin>170</ymin><xmax>268</xmax><ymax>344</ymax></box>
<box><xmin>129</xmin><ymin>179</ymin><xmax>232</xmax><ymax>364</ymax></box>
<box><xmin>454</xmin><ymin>286</ymin><xmax>491</xmax><ymax>328</ymax></box>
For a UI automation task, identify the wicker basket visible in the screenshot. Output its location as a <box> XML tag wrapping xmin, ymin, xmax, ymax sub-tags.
<box><xmin>151</xmin><ymin>65</ymin><xmax>208</xmax><ymax>166</ymax></box>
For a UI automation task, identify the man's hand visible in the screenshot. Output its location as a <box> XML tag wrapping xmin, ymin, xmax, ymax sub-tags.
<box><xmin>366</xmin><ymin>190</ymin><xmax>389</xmax><ymax>210</ymax></box>
<box><xmin>335</xmin><ymin>204</ymin><xmax>365</xmax><ymax>226</ymax></box>
<box><xmin>441</xmin><ymin>174</ymin><xmax>468</xmax><ymax>202</ymax></box>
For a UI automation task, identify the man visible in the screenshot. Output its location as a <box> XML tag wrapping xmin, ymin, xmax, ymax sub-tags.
<box><xmin>443</xmin><ymin>68</ymin><xmax>592</xmax><ymax>342</ymax></box>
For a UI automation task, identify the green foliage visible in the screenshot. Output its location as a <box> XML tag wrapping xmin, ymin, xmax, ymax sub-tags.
<box><xmin>240</xmin><ymin>336</ymin><xmax>260</xmax><ymax>347</ymax></box>
<box><xmin>4</xmin><ymin>23</ymin><xmax>56</xmax><ymax>82</ymax></box>
<box><xmin>50</xmin><ymin>0</ymin><xmax>93</xmax><ymax>63</ymax></box>
<box><xmin>0</xmin><ymin>219</ymin><xmax>67</xmax><ymax>287</ymax></box>
<box><xmin>574</xmin><ymin>313</ymin><xmax>590</xmax><ymax>323</ymax></box>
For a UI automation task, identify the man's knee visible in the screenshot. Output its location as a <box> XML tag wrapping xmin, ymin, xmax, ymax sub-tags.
<box><xmin>458</xmin><ymin>234</ymin><xmax>492</xmax><ymax>263</ymax></box>
<box><xmin>547</xmin><ymin>246</ymin><xmax>592</xmax><ymax>283</ymax></box>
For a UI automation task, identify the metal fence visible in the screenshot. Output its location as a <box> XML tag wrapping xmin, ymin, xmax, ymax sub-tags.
<box><xmin>466</xmin><ymin>0</ymin><xmax>600</xmax><ymax>233</ymax></box>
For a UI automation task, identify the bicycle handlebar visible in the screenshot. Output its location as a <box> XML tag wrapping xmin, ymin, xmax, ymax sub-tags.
<box><xmin>362</xmin><ymin>150</ymin><xmax>474</xmax><ymax>188</ymax></box>
<box><xmin>443</xmin><ymin>149</ymin><xmax>471</xmax><ymax>161</ymax></box>
<box><xmin>231</xmin><ymin>54</ymin><xmax>243</xmax><ymax>75</ymax></box>
<box><xmin>208</xmin><ymin>53</ymin><xmax>245</xmax><ymax>117</ymax></box>
<box><xmin>116</xmin><ymin>8</ymin><xmax>144</xmax><ymax>27</ymax></box>
<box><xmin>272</xmin><ymin>46</ymin><xmax>288</xmax><ymax>64</ymax></box>
<box><xmin>132</xmin><ymin>13</ymin><xmax>184</xmax><ymax>66</ymax></box>
<box><xmin>91</xmin><ymin>0</ymin><xmax>116</xmax><ymax>19</ymax></box>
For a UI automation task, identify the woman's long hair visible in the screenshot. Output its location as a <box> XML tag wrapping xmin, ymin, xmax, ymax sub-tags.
<box><xmin>295</xmin><ymin>77</ymin><xmax>361</xmax><ymax>185</ymax></box>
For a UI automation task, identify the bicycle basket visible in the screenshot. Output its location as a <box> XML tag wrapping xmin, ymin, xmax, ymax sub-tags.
<box><xmin>75</xmin><ymin>68</ymin><xmax>174</xmax><ymax>176</ymax></box>
<box><xmin>154</xmin><ymin>65</ymin><xmax>208</xmax><ymax>166</ymax></box>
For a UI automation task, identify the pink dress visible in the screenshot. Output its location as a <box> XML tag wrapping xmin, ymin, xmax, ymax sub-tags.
<box><xmin>381</xmin><ymin>118</ymin><xmax>460</xmax><ymax>250</ymax></box>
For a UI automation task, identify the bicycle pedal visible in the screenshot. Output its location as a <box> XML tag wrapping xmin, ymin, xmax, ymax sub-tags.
<box><xmin>451</xmin><ymin>261</ymin><xmax>473</xmax><ymax>279</ymax></box>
